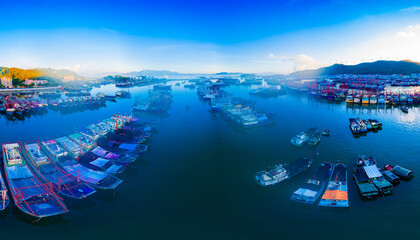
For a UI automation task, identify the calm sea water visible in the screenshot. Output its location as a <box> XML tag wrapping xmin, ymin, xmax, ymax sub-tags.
<box><xmin>1</xmin><ymin>83</ymin><xmax>420</xmax><ymax>239</ymax></box>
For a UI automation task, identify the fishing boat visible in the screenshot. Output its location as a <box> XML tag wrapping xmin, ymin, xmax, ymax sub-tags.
<box><xmin>89</xmin><ymin>146</ymin><xmax>137</xmax><ymax>165</ymax></box>
<box><xmin>322</xmin><ymin>129</ymin><xmax>330</xmax><ymax>136</ymax></box>
<box><xmin>362</xmin><ymin>95</ymin><xmax>369</xmax><ymax>105</ymax></box>
<box><xmin>2</xmin><ymin>142</ymin><xmax>68</xmax><ymax>217</ymax></box>
<box><xmin>349</xmin><ymin>118</ymin><xmax>366</xmax><ymax>134</ymax></box>
<box><xmin>24</xmin><ymin>142</ymin><xmax>96</xmax><ymax>199</ymax></box>
<box><xmin>368</xmin><ymin>119</ymin><xmax>382</xmax><ymax>129</ymax></box>
<box><xmin>400</xmin><ymin>94</ymin><xmax>407</xmax><ymax>105</ymax></box>
<box><xmin>78</xmin><ymin>152</ymin><xmax>125</xmax><ymax>174</ymax></box>
<box><xmin>353</xmin><ymin>167</ymin><xmax>379</xmax><ymax>198</ymax></box>
<box><xmin>363</xmin><ymin>120</ymin><xmax>372</xmax><ymax>130</ymax></box>
<box><xmin>384</xmin><ymin>165</ymin><xmax>414</xmax><ymax>179</ymax></box>
<box><xmin>381</xmin><ymin>170</ymin><xmax>400</xmax><ymax>185</ymax></box>
<box><xmin>98</xmin><ymin>139</ymin><xmax>148</xmax><ymax>155</ymax></box>
<box><xmin>363</xmin><ymin>165</ymin><xmax>392</xmax><ymax>195</ymax></box>
<box><xmin>97</xmin><ymin>122</ymin><xmax>110</xmax><ymax>136</ymax></box>
<box><xmin>56</xmin><ymin>136</ymin><xmax>84</xmax><ymax>158</ymax></box>
<box><xmin>80</xmin><ymin>127</ymin><xmax>100</xmax><ymax>141</ymax></box>
<box><xmin>255</xmin><ymin>158</ymin><xmax>312</xmax><ymax>186</ymax></box>
<box><xmin>307</xmin><ymin>131</ymin><xmax>322</xmax><ymax>146</ymax></box>
<box><xmin>291</xmin><ymin>162</ymin><xmax>331</xmax><ymax>204</ymax></box>
<box><xmin>41</xmin><ymin>140</ymin><xmax>123</xmax><ymax>189</ymax></box>
<box><xmin>291</xmin><ymin>128</ymin><xmax>317</xmax><ymax>146</ymax></box>
<box><xmin>407</xmin><ymin>95</ymin><xmax>414</xmax><ymax>105</ymax></box>
<box><xmin>392</xmin><ymin>95</ymin><xmax>400</xmax><ymax>105</ymax></box>
<box><xmin>401</xmin><ymin>105</ymin><xmax>408</xmax><ymax>113</ymax></box>
<box><xmin>115</xmin><ymin>90</ymin><xmax>131</xmax><ymax>97</ymax></box>
<box><xmin>378</xmin><ymin>94</ymin><xmax>386</xmax><ymax>105</ymax></box>
<box><xmin>346</xmin><ymin>94</ymin><xmax>353</xmax><ymax>104</ymax></box>
<box><xmin>68</xmin><ymin>133</ymin><xmax>95</xmax><ymax>151</ymax></box>
<box><xmin>334</xmin><ymin>92</ymin><xmax>346</xmax><ymax>102</ymax></box>
<box><xmin>318</xmin><ymin>163</ymin><xmax>349</xmax><ymax>207</ymax></box>
<box><xmin>369</xmin><ymin>95</ymin><xmax>378</xmax><ymax>105</ymax></box>
<box><xmin>385</xmin><ymin>95</ymin><xmax>392</xmax><ymax>105</ymax></box>
<box><xmin>353</xmin><ymin>95</ymin><xmax>361</xmax><ymax>104</ymax></box>
<box><xmin>0</xmin><ymin>162</ymin><xmax>9</xmax><ymax>210</ymax></box>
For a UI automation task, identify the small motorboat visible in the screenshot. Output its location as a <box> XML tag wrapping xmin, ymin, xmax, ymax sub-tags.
<box><xmin>381</xmin><ymin>169</ymin><xmax>400</xmax><ymax>185</ymax></box>
<box><xmin>401</xmin><ymin>105</ymin><xmax>408</xmax><ymax>113</ymax></box>
<box><xmin>384</xmin><ymin>165</ymin><xmax>414</xmax><ymax>180</ymax></box>
<box><xmin>322</xmin><ymin>129</ymin><xmax>330</xmax><ymax>136</ymax></box>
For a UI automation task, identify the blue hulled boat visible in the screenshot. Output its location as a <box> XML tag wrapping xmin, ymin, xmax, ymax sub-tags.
<box><xmin>291</xmin><ymin>162</ymin><xmax>331</xmax><ymax>204</ymax></box>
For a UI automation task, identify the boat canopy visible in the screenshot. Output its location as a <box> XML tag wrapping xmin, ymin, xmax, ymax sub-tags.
<box><xmin>63</xmin><ymin>164</ymin><xmax>106</xmax><ymax>184</ymax></box>
<box><xmin>42</xmin><ymin>140</ymin><xmax>66</xmax><ymax>157</ymax></box>
<box><xmin>92</xmin><ymin>146</ymin><xmax>120</xmax><ymax>160</ymax></box>
<box><xmin>363</xmin><ymin>165</ymin><xmax>382</xmax><ymax>179</ymax></box>
<box><xmin>294</xmin><ymin>188</ymin><xmax>317</xmax><ymax>198</ymax></box>
<box><xmin>321</xmin><ymin>190</ymin><xmax>347</xmax><ymax>200</ymax></box>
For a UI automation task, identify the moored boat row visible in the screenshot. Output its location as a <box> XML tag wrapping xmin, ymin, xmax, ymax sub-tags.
<box><xmin>0</xmin><ymin>114</ymin><xmax>155</xmax><ymax>218</ymax></box>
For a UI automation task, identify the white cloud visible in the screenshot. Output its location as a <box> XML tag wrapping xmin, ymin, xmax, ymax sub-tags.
<box><xmin>400</xmin><ymin>6</ymin><xmax>420</xmax><ymax>12</ymax></box>
<box><xmin>267</xmin><ymin>53</ymin><xmax>291</xmax><ymax>61</ymax></box>
<box><xmin>292</xmin><ymin>54</ymin><xmax>325</xmax><ymax>71</ymax></box>
<box><xmin>396</xmin><ymin>25</ymin><xmax>420</xmax><ymax>39</ymax></box>
<box><xmin>266</xmin><ymin>53</ymin><xmax>325</xmax><ymax>71</ymax></box>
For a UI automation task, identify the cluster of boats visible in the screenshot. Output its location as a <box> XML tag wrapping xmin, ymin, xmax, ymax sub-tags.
<box><xmin>132</xmin><ymin>87</ymin><xmax>173</xmax><ymax>113</ymax></box>
<box><xmin>256</xmin><ymin>160</ymin><xmax>349</xmax><ymax>207</ymax></box>
<box><xmin>219</xmin><ymin>98</ymin><xmax>275</xmax><ymax>128</ymax></box>
<box><xmin>195</xmin><ymin>82</ymin><xmax>276</xmax><ymax>128</ymax></box>
<box><xmin>97</xmin><ymin>90</ymin><xmax>131</xmax><ymax>101</ymax></box>
<box><xmin>290</xmin><ymin>128</ymin><xmax>329</xmax><ymax>146</ymax></box>
<box><xmin>196</xmin><ymin>82</ymin><xmax>222</xmax><ymax>100</ymax></box>
<box><xmin>0</xmin><ymin>114</ymin><xmax>153</xmax><ymax>218</ymax></box>
<box><xmin>249</xmin><ymin>86</ymin><xmax>286</xmax><ymax>98</ymax></box>
<box><xmin>1</xmin><ymin>95</ymin><xmax>48</xmax><ymax>116</ymax></box>
<box><xmin>346</xmin><ymin>92</ymin><xmax>420</xmax><ymax>106</ymax></box>
<box><xmin>349</xmin><ymin>118</ymin><xmax>382</xmax><ymax>134</ymax></box>
<box><xmin>49</xmin><ymin>96</ymin><xmax>106</xmax><ymax>112</ymax></box>
<box><xmin>255</xmin><ymin>154</ymin><xmax>414</xmax><ymax>207</ymax></box>
<box><xmin>309</xmin><ymin>89</ymin><xmax>347</xmax><ymax>102</ymax></box>
<box><xmin>354</xmin><ymin>155</ymin><xmax>413</xmax><ymax>199</ymax></box>
<box><xmin>0</xmin><ymin>91</ymin><xmax>120</xmax><ymax>119</ymax></box>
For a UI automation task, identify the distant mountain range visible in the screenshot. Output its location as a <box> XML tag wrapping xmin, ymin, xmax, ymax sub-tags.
<box><xmin>291</xmin><ymin>60</ymin><xmax>420</xmax><ymax>78</ymax></box>
<box><xmin>0</xmin><ymin>67</ymin><xmax>83</xmax><ymax>81</ymax></box>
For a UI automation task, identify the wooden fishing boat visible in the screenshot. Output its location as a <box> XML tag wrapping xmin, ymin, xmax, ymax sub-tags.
<box><xmin>24</xmin><ymin>142</ymin><xmax>96</xmax><ymax>199</ymax></box>
<box><xmin>307</xmin><ymin>131</ymin><xmax>322</xmax><ymax>146</ymax></box>
<box><xmin>42</xmin><ymin>140</ymin><xmax>123</xmax><ymax>190</ymax></box>
<box><xmin>0</xmin><ymin>160</ymin><xmax>9</xmax><ymax>210</ymax></box>
<box><xmin>2</xmin><ymin>142</ymin><xmax>68</xmax><ymax>218</ymax></box>
<box><xmin>291</xmin><ymin>162</ymin><xmax>331</xmax><ymax>204</ymax></box>
<box><xmin>381</xmin><ymin>170</ymin><xmax>400</xmax><ymax>185</ymax></box>
<box><xmin>346</xmin><ymin>94</ymin><xmax>353</xmax><ymax>104</ymax></box>
<box><xmin>318</xmin><ymin>163</ymin><xmax>349</xmax><ymax>207</ymax></box>
<box><xmin>68</xmin><ymin>133</ymin><xmax>95</xmax><ymax>151</ymax></box>
<box><xmin>401</xmin><ymin>105</ymin><xmax>408</xmax><ymax>113</ymax></box>
<box><xmin>384</xmin><ymin>165</ymin><xmax>414</xmax><ymax>180</ymax></box>
<box><xmin>363</xmin><ymin>165</ymin><xmax>392</xmax><ymax>195</ymax></box>
<box><xmin>353</xmin><ymin>167</ymin><xmax>379</xmax><ymax>198</ymax></box>
<box><xmin>256</xmin><ymin>158</ymin><xmax>312</xmax><ymax>186</ymax></box>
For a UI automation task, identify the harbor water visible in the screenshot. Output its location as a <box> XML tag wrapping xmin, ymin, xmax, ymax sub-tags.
<box><xmin>1</xmin><ymin>83</ymin><xmax>420</xmax><ymax>239</ymax></box>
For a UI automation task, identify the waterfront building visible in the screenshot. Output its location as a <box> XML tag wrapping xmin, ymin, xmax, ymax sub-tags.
<box><xmin>1</xmin><ymin>77</ymin><xmax>13</xmax><ymax>88</ymax></box>
<box><xmin>24</xmin><ymin>79</ymin><xmax>48</xmax><ymax>86</ymax></box>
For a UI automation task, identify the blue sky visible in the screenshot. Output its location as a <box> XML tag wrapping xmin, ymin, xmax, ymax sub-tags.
<box><xmin>1</xmin><ymin>0</ymin><xmax>420</xmax><ymax>75</ymax></box>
